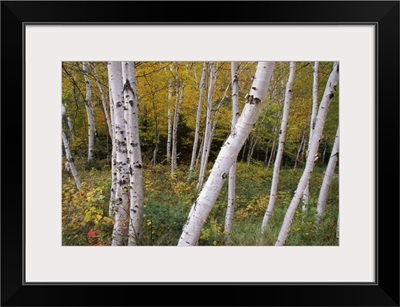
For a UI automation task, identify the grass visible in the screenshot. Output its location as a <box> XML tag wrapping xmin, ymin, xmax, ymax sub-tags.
<box><xmin>62</xmin><ymin>159</ymin><xmax>339</xmax><ymax>246</ymax></box>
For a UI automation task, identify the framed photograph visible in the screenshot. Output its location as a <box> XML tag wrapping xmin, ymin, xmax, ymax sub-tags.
<box><xmin>1</xmin><ymin>1</ymin><xmax>399</xmax><ymax>306</ymax></box>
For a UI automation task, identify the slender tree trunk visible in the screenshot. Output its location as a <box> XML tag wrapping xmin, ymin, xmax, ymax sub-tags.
<box><xmin>61</xmin><ymin>105</ymin><xmax>81</xmax><ymax>189</ymax></box>
<box><xmin>108</xmin><ymin>62</ymin><xmax>130</xmax><ymax>246</ymax></box>
<box><xmin>267</xmin><ymin>138</ymin><xmax>276</xmax><ymax>170</ymax></box>
<box><xmin>189</xmin><ymin>62</ymin><xmax>207</xmax><ymax>173</ymax></box>
<box><xmin>178</xmin><ymin>61</ymin><xmax>275</xmax><ymax>246</ymax></box>
<box><xmin>195</xmin><ymin>135</ymin><xmax>204</xmax><ymax>170</ymax></box>
<box><xmin>247</xmin><ymin>136</ymin><xmax>259</xmax><ymax>166</ymax></box>
<box><xmin>82</xmin><ymin>62</ymin><xmax>95</xmax><ymax>162</ymax></box>
<box><xmin>264</xmin><ymin>141</ymin><xmax>271</xmax><ymax>166</ymax></box>
<box><xmin>275</xmin><ymin>62</ymin><xmax>339</xmax><ymax>246</ymax></box>
<box><xmin>62</xmin><ymin>131</ymin><xmax>81</xmax><ymax>189</ymax></box>
<box><xmin>336</xmin><ymin>215</ymin><xmax>340</xmax><ymax>239</ymax></box>
<box><xmin>91</xmin><ymin>63</ymin><xmax>113</xmax><ymax>139</ymax></box>
<box><xmin>197</xmin><ymin>62</ymin><xmax>216</xmax><ymax>189</ymax></box>
<box><xmin>316</xmin><ymin>126</ymin><xmax>339</xmax><ymax>221</ymax></box>
<box><xmin>302</xmin><ymin>62</ymin><xmax>319</xmax><ymax>210</ymax></box>
<box><xmin>321</xmin><ymin>140</ymin><xmax>328</xmax><ymax>164</ymax></box>
<box><xmin>122</xmin><ymin>61</ymin><xmax>144</xmax><ymax>246</ymax></box>
<box><xmin>171</xmin><ymin>69</ymin><xmax>185</xmax><ymax>174</ymax></box>
<box><xmin>261</xmin><ymin>62</ymin><xmax>296</xmax><ymax>234</ymax></box>
<box><xmin>224</xmin><ymin>61</ymin><xmax>239</xmax><ymax>236</ymax></box>
<box><xmin>293</xmin><ymin>131</ymin><xmax>305</xmax><ymax>170</ymax></box>
<box><xmin>300</xmin><ymin>133</ymin><xmax>307</xmax><ymax>159</ymax></box>
<box><xmin>67</xmin><ymin>116</ymin><xmax>74</xmax><ymax>140</ymax></box>
<box><xmin>166</xmin><ymin>77</ymin><xmax>173</xmax><ymax>163</ymax></box>
<box><xmin>108</xmin><ymin>86</ymin><xmax>117</xmax><ymax>217</ymax></box>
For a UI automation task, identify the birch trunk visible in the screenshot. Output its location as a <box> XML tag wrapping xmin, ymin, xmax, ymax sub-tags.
<box><xmin>197</xmin><ymin>62</ymin><xmax>215</xmax><ymax>189</ymax></box>
<box><xmin>178</xmin><ymin>61</ymin><xmax>275</xmax><ymax>246</ymax></box>
<box><xmin>266</xmin><ymin>138</ymin><xmax>276</xmax><ymax>170</ymax></box>
<box><xmin>224</xmin><ymin>61</ymin><xmax>239</xmax><ymax>235</ymax></box>
<box><xmin>275</xmin><ymin>62</ymin><xmax>339</xmax><ymax>246</ymax></box>
<box><xmin>261</xmin><ymin>62</ymin><xmax>296</xmax><ymax>233</ymax></box>
<box><xmin>336</xmin><ymin>215</ymin><xmax>340</xmax><ymax>239</ymax></box>
<box><xmin>171</xmin><ymin>77</ymin><xmax>185</xmax><ymax>174</ymax></box>
<box><xmin>189</xmin><ymin>62</ymin><xmax>207</xmax><ymax>172</ymax></box>
<box><xmin>293</xmin><ymin>131</ymin><xmax>305</xmax><ymax>170</ymax></box>
<box><xmin>62</xmin><ymin>131</ymin><xmax>81</xmax><ymax>189</ymax></box>
<box><xmin>302</xmin><ymin>62</ymin><xmax>319</xmax><ymax>209</ymax></box>
<box><xmin>108</xmin><ymin>62</ymin><xmax>130</xmax><ymax>246</ymax></box>
<box><xmin>61</xmin><ymin>105</ymin><xmax>81</xmax><ymax>189</ymax></box>
<box><xmin>67</xmin><ymin>117</ymin><xmax>74</xmax><ymax>139</ymax></box>
<box><xmin>166</xmin><ymin>76</ymin><xmax>173</xmax><ymax>162</ymax></box>
<box><xmin>91</xmin><ymin>63</ymin><xmax>113</xmax><ymax>139</ymax></box>
<box><xmin>82</xmin><ymin>62</ymin><xmax>95</xmax><ymax>162</ymax></box>
<box><xmin>122</xmin><ymin>62</ymin><xmax>144</xmax><ymax>246</ymax></box>
<box><xmin>108</xmin><ymin>85</ymin><xmax>117</xmax><ymax>217</ymax></box>
<box><xmin>316</xmin><ymin>126</ymin><xmax>339</xmax><ymax>220</ymax></box>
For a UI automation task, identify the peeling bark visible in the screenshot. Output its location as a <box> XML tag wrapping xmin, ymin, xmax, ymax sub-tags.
<box><xmin>108</xmin><ymin>62</ymin><xmax>130</xmax><ymax>246</ymax></box>
<box><xmin>178</xmin><ymin>62</ymin><xmax>275</xmax><ymax>246</ymax></box>
<box><xmin>122</xmin><ymin>61</ymin><xmax>144</xmax><ymax>246</ymax></box>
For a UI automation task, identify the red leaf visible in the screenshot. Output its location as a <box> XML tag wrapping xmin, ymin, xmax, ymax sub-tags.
<box><xmin>87</xmin><ymin>230</ymin><xmax>100</xmax><ymax>238</ymax></box>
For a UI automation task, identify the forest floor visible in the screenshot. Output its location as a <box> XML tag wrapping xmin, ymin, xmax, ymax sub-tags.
<box><xmin>62</xmin><ymin>159</ymin><xmax>339</xmax><ymax>246</ymax></box>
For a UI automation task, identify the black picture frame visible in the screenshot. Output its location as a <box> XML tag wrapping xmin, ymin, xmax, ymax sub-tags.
<box><xmin>1</xmin><ymin>1</ymin><xmax>399</xmax><ymax>306</ymax></box>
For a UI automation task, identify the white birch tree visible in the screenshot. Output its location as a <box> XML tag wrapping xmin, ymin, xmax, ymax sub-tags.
<box><xmin>197</xmin><ymin>62</ymin><xmax>216</xmax><ymax>189</ymax></box>
<box><xmin>171</xmin><ymin>64</ymin><xmax>185</xmax><ymax>174</ymax></box>
<box><xmin>275</xmin><ymin>62</ymin><xmax>339</xmax><ymax>246</ymax></box>
<box><xmin>90</xmin><ymin>62</ymin><xmax>113</xmax><ymax>139</ymax></box>
<box><xmin>82</xmin><ymin>62</ymin><xmax>95</xmax><ymax>162</ymax></box>
<box><xmin>189</xmin><ymin>62</ymin><xmax>207</xmax><ymax>173</ymax></box>
<box><xmin>122</xmin><ymin>61</ymin><xmax>144</xmax><ymax>246</ymax></box>
<box><xmin>61</xmin><ymin>105</ymin><xmax>81</xmax><ymax>189</ymax></box>
<box><xmin>224</xmin><ymin>61</ymin><xmax>239</xmax><ymax>235</ymax></box>
<box><xmin>302</xmin><ymin>61</ymin><xmax>319</xmax><ymax>210</ymax></box>
<box><xmin>166</xmin><ymin>67</ymin><xmax>173</xmax><ymax>163</ymax></box>
<box><xmin>108</xmin><ymin>62</ymin><xmax>130</xmax><ymax>246</ymax></box>
<box><xmin>261</xmin><ymin>61</ymin><xmax>296</xmax><ymax>234</ymax></box>
<box><xmin>178</xmin><ymin>61</ymin><xmax>275</xmax><ymax>246</ymax></box>
<box><xmin>316</xmin><ymin>126</ymin><xmax>339</xmax><ymax>221</ymax></box>
<box><xmin>108</xmin><ymin>84</ymin><xmax>117</xmax><ymax>217</ymax></box>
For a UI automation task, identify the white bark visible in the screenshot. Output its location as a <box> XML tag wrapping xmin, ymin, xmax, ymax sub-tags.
<box><xmin>171</xmin><ymin>74</ymin><xmax>185</xmax><ymax>174</ymax></box>
<box><xmin>122</xmin><ymin>62</ymin><xmax>144</xmax><ymax>246</ymax></box>
<box><xmin>316</xmin><ymin>126</ymin><xmax>339</xmax><ymax>220</ymax></box>
<box><xmin>82</xmin><ymin>62</ymin><xmax>95</xmax><ymax>162</ymax></box>
<box><xmin>197</xmin><ymin>62</ymin><xmax>216</xmax><ymax>189</ymax></box>
<box><xmin>90</xmin><ymin>63</ymin><xmax>113</xmax><ymax>139</ymax></box>
<box><xmin>178</xmin><ymin>61</ymin><xmax>275</xmax><ymax>246</ymax></box>
<box><xmin>67</xmin><ymin>117</ymin><xmax>74</xmax><ymax>139</ymax></box>
<box><xmin>166</xmin><ymin>77</ymin><xmax>173</xmax><ymax>162</ymax></box>
<box><xmin>267</xmin><ymin>137</ymin><xmax>276</xmax><ymax>169</ymax></box>
<box><xmin>261</xmin><ymin>62</ymin><xmax>296</xmax><ymax>234</ymax></box>
<box><xmin>189</xmin><ymin>62</ymin><xmax>207</xmax><ymax>172</ymax></box>
<box><xmin>275</xmin><ymin>62</ymin><xmax>339</xmax><ymax>246</ymax></box>
<box><xmin>336</xmin><ymin>215</ymin><xmax>340</xmax><ymax>239</ymax></box>
<box><xmin>108</xmin><ymin>83</ymin><xmax>117</xmax><ymax>217</ymax></box>
<box><xmin>108</xmin><ymin>62</ymin><xmax>130</xmax><ymax>246</ymax></box>
<box><xmin>302</xmin><ymin>62</ymin><xmax>319</xmax><ymax>210</ymax></box>
<box><xmin>61</xmin><ymin>105</ymin><xmax>81</xmax><ymax>189</ymax></box>
<box><xmin>224</xmin><ymin>61</ymin><xmax>239</xmax><ymax>234</ymax></box>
